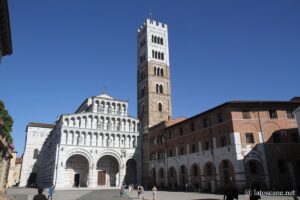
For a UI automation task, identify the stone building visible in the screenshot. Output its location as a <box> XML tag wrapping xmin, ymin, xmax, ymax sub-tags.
<box><xmin>20</xmin><ymin>93</ymin><xmax>141</xmax><ymax>189</ymax></box>
<box><xmin>147</xmin><ymin>99</ymin><xmax>300</xmax><ymax>192</ymax></box>
<box><xmin>6</xmin><ymin>153</ymin><xmax>22</xmax><ymax>187</ymax></box>
<box><xmin>137</xmin><ymin>19</ymin><xmax>172</xmax><ymax>186</ymax></box>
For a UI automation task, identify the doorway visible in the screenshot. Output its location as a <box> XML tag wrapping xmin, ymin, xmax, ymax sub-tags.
<box><xmin>74</xmin><ymin>174</ymin><xmax>80</xmax><ymax>187</ymax></box>
<box><xmin>98</xmin><ymin>171</ymin><xmax>106</xmax><ymax>186</ymax></box>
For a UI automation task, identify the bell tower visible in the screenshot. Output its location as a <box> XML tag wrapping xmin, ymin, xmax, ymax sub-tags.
<box><xmin>137</xmin><ymin>19</ymin><xmax>172</xmax><ymax>133</ymax></box>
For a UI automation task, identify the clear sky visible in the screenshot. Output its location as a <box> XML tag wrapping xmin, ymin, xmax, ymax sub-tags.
<box><xmin>1</xmin><ymin>0</ymin><xmax>300</xmax><ymax>156</ymax></box>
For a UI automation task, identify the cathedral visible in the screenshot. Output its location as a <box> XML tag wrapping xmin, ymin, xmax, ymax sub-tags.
<box><xmin>20</xmin><ymin>18</ymin><xmax>170</xmax><ymax>189</ymax></box>
<box><xmin>20</xmin><ymin>93</ymin><xmax>141</xmax><ymax>188</ymax></box>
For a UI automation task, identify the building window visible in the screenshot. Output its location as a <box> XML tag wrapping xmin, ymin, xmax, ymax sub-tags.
<box><xmin>269</xmin><ymin>110</ymin><xmax>278</xmax><ymax>119</ymax></box>
<box><xmin>190</xmin><ymin>123</ymin><xmax>195</xmax><ymax>132</ymax></box>
<box><xmin>156</xmin><ymin>84</ymin><xmax>159</xmax><ymax>93</ymax></box>
<box><xmin>286</xmin><ymin>110</ymin><xmax>295</xmax><ymax>119</ymax></box>
<box><xmin>203</xmin><ymin>118</ymin><xmax>208</xmax><ymax>128</ymax></box>
<box><xmin>158</xmin><ymin>103</ymin><xmax>162</xmax><ymax>112</ymax></box>
<box><xmin>273</xmin><ymin>133</ymin><xmax>281</xmax><ymax>143</ymax></box>
<box><xmin>204</xmin><ymin>141</ymin><xmax>210</xmax><ymax>150</ymax></box>
<box><xmin>246</xmin><ymin>133</ymin><xmax>255</xmax><ymax>144</ymax></box>
<box><xmin>33</xmin><ymin>149</ymin><xmax>39</xmax><ymax>159</ymax></box>
<box><xmin>180</xmin><ymin>147</ymin><xmax>184</xmax><ymax>155</ymax></box>
<box><xmin>220</xmin><ymin>137</ymin><xmax>226</xmax><ymax>147</ymax></box>
<box><xmin>278</xmin><ymin>160</ymin><xmax>286</xmax><ymax>173</ymax></box>
<box><xmin>141</xmin><ymin>88</ymin><xmax>145</xmax><ymax>97</ymax></box>
<box><xmin>291</xmin><ymin>133</ymin><xmax>299</xmax><ymax>143</ymax></box>
<box><xmin>249</xmin><ymin>161</ymin><xmax>257</xmax><ymax>174</ymax></box>
<box><xmin>179</xmin><ymin>127</ymin><xmax>184</xmax><ymax>136</ymax></box>
<box><xmin>217</xmin><ymin>113</ymin><xmax>224</xmax><ymax>123</ymax></box>
<box><xmin>160</xmin><ymin>68</ymin><xmax>164</xmax><ymax>77</ymax></box>
<box><xmin>169</xmin><ymin>150</ymin><xmax>173</xmax><ymax>157</ymax></box>
<box><xmin>159</xmin><ymin>85</ymin><xmax>163</xmax><ymax>93</ymax></box>
<box><xmin>191</xmin><ymin>144</ymin><xmax>196</xmax><ymax>153</ymax></box>
<box><xmin>242</xmin><ymin>110</ymin><xmax>251</xmax><ymax>119</ymax></box>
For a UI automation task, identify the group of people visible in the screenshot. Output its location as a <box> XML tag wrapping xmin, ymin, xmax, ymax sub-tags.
<box><xmin>32</xmin><ymin>185</ymin><xmax>55</xmax><ymax>200</ymax></box>
<box><xmin>120</xmin><ymin>184</ymin><xmax>158</xmax><ymax>200</ymax></box>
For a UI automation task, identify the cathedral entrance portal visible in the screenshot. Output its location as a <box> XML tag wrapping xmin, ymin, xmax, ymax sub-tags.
<box><xmin>65</xmin><ymin>154</ymin><xmax>89</xmax><ymax>188</ymax></box>
<box><xmin>97</xmin><ymin>155</ymin><xmax>119</xmax><ymax>187</ymax></box>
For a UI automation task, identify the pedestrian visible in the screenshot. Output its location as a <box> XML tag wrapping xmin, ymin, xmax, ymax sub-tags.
<box><xmin>152</xmin><ymin>186</ymin><xmax>157</xmax><ymax>200</ymax></box>
<box><xmin>120</xmin><ymin>185</ymin><xmax>125</xmax><ymax>199</ymax></box>
<box><xmin>47</xmin><ymin>185</ymin><xmax>55</xmax><ymax>200</ymax></box>
<box><xmin>33</xmin><ymin>188</ymin><xmax>47</xmax><ymax>200</ymax></box>
<box><xmin>185</xmin><ymin>183</ymin><xmax>188</xmax><ymax>192</ymax></box>
<box><xmin>137</xmin><ymin>185</ymin><xmax>142</xmax><ymax>200</ymax></box>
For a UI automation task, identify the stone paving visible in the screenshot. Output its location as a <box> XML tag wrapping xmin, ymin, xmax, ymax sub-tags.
<box><xmin>1</xmin><ymin>188</ymin><xmax>298</xmax><ymax>200</ymax></box>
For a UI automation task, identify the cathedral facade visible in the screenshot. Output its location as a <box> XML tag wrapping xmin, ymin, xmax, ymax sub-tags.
<box><xmin>20</xmin><ymin>93</ymin><xmax>141</xmax><ymax>188</ymax></box>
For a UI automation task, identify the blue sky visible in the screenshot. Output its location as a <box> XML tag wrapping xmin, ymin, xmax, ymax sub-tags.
<box><xmin>1</xmin><ymin>0</ymin><xmax>300</xmax><ymax>156</ymax></box>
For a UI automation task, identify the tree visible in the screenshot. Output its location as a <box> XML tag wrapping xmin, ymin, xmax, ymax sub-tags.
<box><xmin>0</xmin><ymin>100</ymin><xmax>13</xmax><ymax>143</ymax></box>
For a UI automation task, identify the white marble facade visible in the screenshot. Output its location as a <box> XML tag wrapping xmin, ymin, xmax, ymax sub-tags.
<box><xmin>20</xmin><ymin>93</ymin><xmax>141</xmax><ymax>189</ymax></box>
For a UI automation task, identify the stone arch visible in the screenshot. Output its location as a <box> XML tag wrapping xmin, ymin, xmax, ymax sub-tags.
<box><xmin>64</xmin><ymin>148</ymin><xmax>93</xmax><ymax>167</ymax></box>
<box><xmin>167</xmin><ymin>166</ymin><xmax>178</xmax><ymax>190</ymax></box>
<box><xmin>203</xmin><ymin>162</ymin><xmax>216</xmax><ymax>192</ymax></box>
<box><xmin>65</xmin><ymin>154</ymin><xmax>90</xmax><ymax>187</ymax></box>
<box><xmin>157</xmin><ymin>167</ymin><xmax>167</xmax><ymax>188</ymax></box>
<box><xmin>150</xmin><ymin>168</ymin><xmax>157</xmax><ymax>187</ymax></box>
<box><xmin>179</xmin><ymin>165</ymin><xmax>188</xmax><ymax>188</ymax></box>
<box><xmin>190</xmin><ymin>163</ymin><xmax>201</xmax><ymax>190</ymax></box>
<box><xmin>97</xmin><ymin>155</ymin><xmax>119</xmax><ymax>187</ymax></box>
<box><xmin>219</xmin><ymin>159</ymin><xmax>235</xmax><ymax>191</ymax></box>
<box><xmin>244</xmin><ymin>159</ymin><xmax>265</xmax><ymax>189</ymax></box>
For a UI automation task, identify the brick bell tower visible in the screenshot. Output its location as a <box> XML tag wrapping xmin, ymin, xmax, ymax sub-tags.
<box><xmin>137</xmin><ymin>18</ymin><xmax>172</xmax><ymax>133</ymax></box>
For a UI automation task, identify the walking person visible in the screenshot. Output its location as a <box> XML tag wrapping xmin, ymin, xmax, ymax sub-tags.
<box><xmin>152</xmin><ymin>186</ymin><xmax>157</xmax><ymax>200</ymax></box>
<box><xmin>33</xmin><ymin>188</ymin><xmax>47</xmax><ymax>200</ymax></box>
<box><xmin>120</xmin><ymin>185</ymin><xmax>125</xmax><ymax>199</ymax></box>
<box><xmin>47</xmin><ymin>185</ymin><xmax>55</xmax><ymax>200</ymax></box>
<box><xmin>137</xmin><ymin>185</ymin><xmax>142</xmax><ymax>200</ymax></box>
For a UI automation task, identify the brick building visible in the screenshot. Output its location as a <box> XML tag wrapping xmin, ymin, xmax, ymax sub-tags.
<box><xmin>148</xmin><ymin>99</ymin><xmax>300</xmax><ymax>192</ymax></box>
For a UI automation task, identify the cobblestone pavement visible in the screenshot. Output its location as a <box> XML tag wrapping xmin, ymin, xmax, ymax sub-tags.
<box><xmin>2</xmin><ymin>188</ymin><xmax>298</xmax><ymax>200</ymax></box>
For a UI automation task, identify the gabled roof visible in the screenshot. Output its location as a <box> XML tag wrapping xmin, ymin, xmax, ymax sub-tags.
<box><xmin>96</xmin><ymin>92</ymin><xmax>114</xmax><ymax>99</ymax></box>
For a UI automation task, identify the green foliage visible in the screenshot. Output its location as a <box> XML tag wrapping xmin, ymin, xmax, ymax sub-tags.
<box><xmin>0</xmin><ymin>100</ymin><xmax>14</xmax><ymax>143</ymax></box>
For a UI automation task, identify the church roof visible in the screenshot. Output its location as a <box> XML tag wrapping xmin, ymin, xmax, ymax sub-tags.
<box><xmin>96</xmin><ymin>92</ymin><xmax>114</xmax><ymax>100</ymax></box>
<box><xmin>27</xmin><ymin>122</ymin><xmax>55</xmax><ymax>129</ymax></box>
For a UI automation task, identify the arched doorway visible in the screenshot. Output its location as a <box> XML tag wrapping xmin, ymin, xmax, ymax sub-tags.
<box><xmin>167</xmin><ymin>167</ymin><xmax>178</xmax><ymax>190</ymax></box>
<box><xmin>203</xmin><ymin>162</ymin><xmax>216</xmax><ymax>192</ymax></box>
<box><xmin>124</xmin><ymin>158</ymin><xmax>137</xmax><ymax>185</ymax></box>
<box><xmin>190</xmin><ymin>163</ymin><xmax>201</xmax><ymax>191</ymax></box>
<box><xmin>65</xmin><ymin>154</ymin><xmax>89</xmax><ymax>187</ymax></box>
<box><xmin>150</xmin><ymin>168</ymin><xmax>157</xmax><ymax>187</ymax></box>
<box><xmin>157</xmin><ymin>168</ymin><xmax>166</xmax><ymax>188</ymax></box>
<box><xmin>245</xmin><ymin>159</ymin><xmax>265</xmax><ymax>189</ymax></box>
<box><xmin>179</xmin><ymin>165</ymin><xmax>188</xmax><ymax>189</ymax></box>
<box><xmin>97</xmin><ymin>155</ymin><xmax>119</xmax><ymax>187</ymax></box>
<box><xmin>219</xmin><ymin>160</ymin><xmax>235</xmax><ymax>192</ymax></box>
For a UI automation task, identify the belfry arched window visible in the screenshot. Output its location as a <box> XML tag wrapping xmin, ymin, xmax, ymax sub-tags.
<box><xmin>159</xmin><ymin>85</ymin><xmax>163</xmax><ymax>93</ymax></box>
<box><xmin>158</xmin><ymin>103</ymin><xmax>162</xmax><ymax>112</ymax></box>
<box><xmin>160</xmin><ymin>68</ymin><xmax>164</xmax><ymax>77</ymax></box>
<box><xmin>156</xmin><ymin>84</ymin><xmax>159</xmax><ymax>93</ymax></box>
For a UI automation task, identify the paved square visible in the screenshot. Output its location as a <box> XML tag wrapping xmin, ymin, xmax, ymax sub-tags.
<box><xmin>3</xmin><ymin>188</ymin><xmax>297</xmax><ymax>200</ymax></box>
